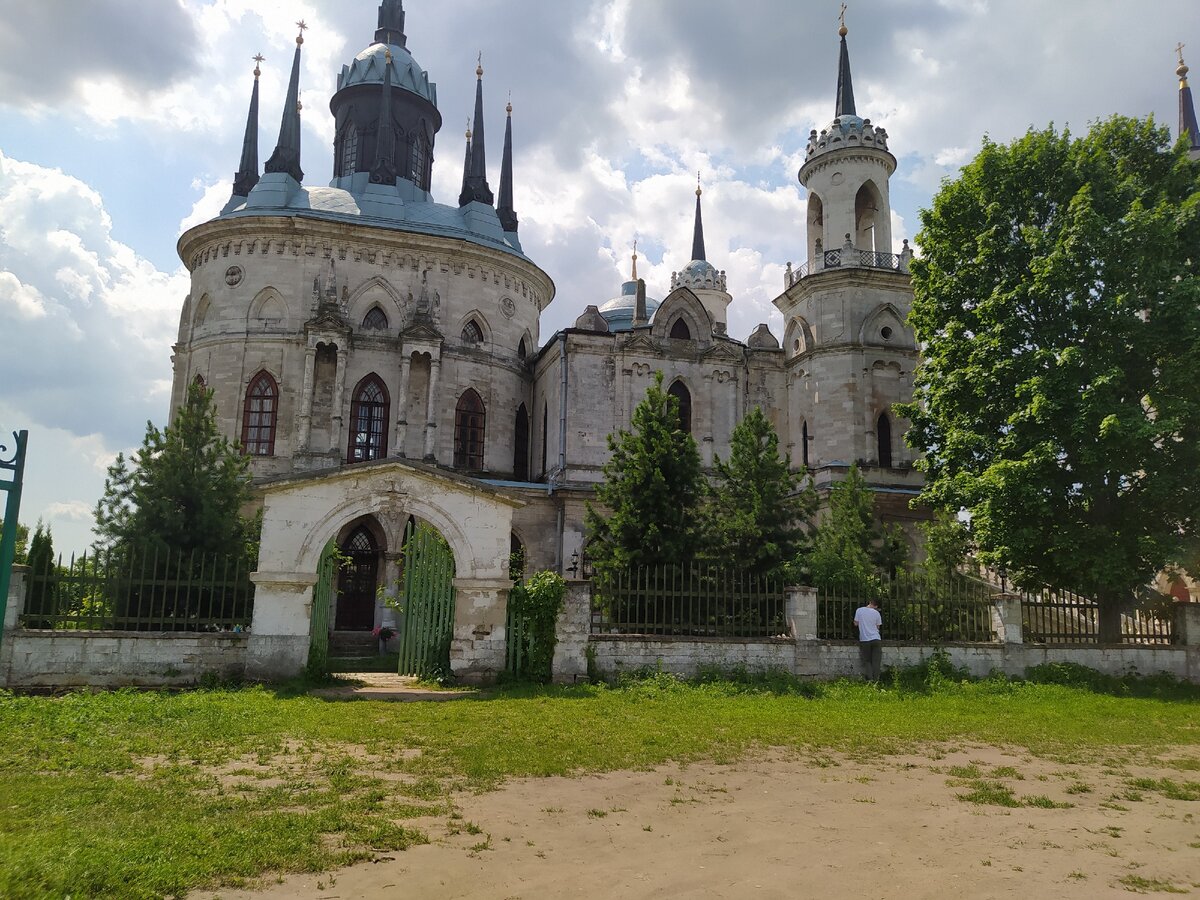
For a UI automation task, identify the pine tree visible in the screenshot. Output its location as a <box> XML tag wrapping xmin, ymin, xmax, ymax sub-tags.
<box><xmin>0</xmin><ymin>519</ymin><xmax>29</xmax><ymax>564</ymax></box>
<box><xmin>25</xmin><ymin>521</ymin><xmax>55</xmax><ymax>613</ymax></box>
<box><xmin>809</xmin><ymin>464</ymin><xmax>897</xmax><ymax>592</ymax></box>
<box><xmin>702</xmin><ymin>407</ymin><xmax>816</xmax><ymax>576</ymax></box>
<box><xmin>585</xmin><ymin>372</ymin><xmax>704</xmax><ymax>581</ymax></box>
<box><xmin>94</xmin><ymin>383</ymin><xmax>257</xmax><ymax>560</ymax></box>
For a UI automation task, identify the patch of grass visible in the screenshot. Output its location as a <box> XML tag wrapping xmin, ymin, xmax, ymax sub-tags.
<box><xmin>990</xmin><ymin>766</ymin><xmax>1023</xmax><ymax>780</ymax></box>
<box><xmin>1023</xmin><ymin>795</ymin><xmax>1074</xmax><ymax>809</ymax></box>
<box><xmin>1117</xmin><ymin>874</ymin><xmax>1188</xmax><ymax>893</ymax></box>
<box><xmin>956</xmin><ymin>780</ymin><xmax>1021</xmax><ymax>808</ymax></box>
<box><xmin>586</xmin><ymin>809</ymin><xmax>607</xmax><ymax>819</ymax></box>
<box><xmin>1128</xmin><ymin>779</ymin><xmax>1200</xmax><ymax>802</ymax></box>
<box><xmin>1066</xmin><ymin>782</ymin><xmax>1094</xmax><ymax>795</ymax></box>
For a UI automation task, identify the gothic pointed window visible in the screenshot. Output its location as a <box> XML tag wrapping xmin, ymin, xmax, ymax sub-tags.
<box><xmin>454</xmin><ymin>389</ymin><xmax>486</xmax><ymax>470</ymax></box>
<box><xmin>514</xmin><ymin>403</ymin><xmax>530</xmax><ymax>481</ymax></box>
<box><xmin>802</xmin><ymin>420</ymin><xmax>811</xmax><ymax>468</ymax></box>
<box><xmin>242</xmin><ymin>371</ymin><xmax>279</xmax><ymax>457</ymax></box>
<box><xmin>668</xmin><ymin>381</ymin><xmax>692</xmax><ymax>434</ymax></box>
<box><xmin>338</xmin><ymin>125</ymin><xmax>359</xmax><ymax>177</ymax></box>
<box><xmin>877</xmin><ymin>412</ymin><xmax>893</xmax><ymax>468</ymax></box>
<box><xmin>518</xmin><ymin>337</ymin><xmax>529</xmax><ymax>359</ymax></box>
<box><xmin>348</xmin><ymin>375</ymin><xmax>389</xmax><ymax>462</ymax></box>
<box><xmin>462</xmin><ymin>319</ymin><xmax>484</xmax><ymax>345</ymax></box>
<box><xmin>411</xmin><ymin>130</ymin><xmax>428</xmax><ymax>187</ymax></box>
<box><xmin>670</xmin><ymin>318</ymin><xmax>692</xmax><ymax>341</ymax></box>
<box><xmin>362</xmin><ymin>307</ymin><xmax>389</xmax><ymax>331</ymax></box>
<box><xmin>192</xmin><ymin>374</ymin><xmax>206</xmax><ymax>389</ymax></box>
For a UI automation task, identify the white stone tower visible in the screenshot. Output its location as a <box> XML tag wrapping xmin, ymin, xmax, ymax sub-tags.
<box><xmin>774</xmin><ymin>17</ymin><xmax>921</xmax><ymax>511</ymax></box>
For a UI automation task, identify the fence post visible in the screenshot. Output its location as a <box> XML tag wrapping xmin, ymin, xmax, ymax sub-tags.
<box><xmin>1174</xmin><ymin>603</ymin><xmax>1200</xmax><ymax>647</ymax></box>
<box><xmin>4</xmin><ymin>564</ymin><xmax>27</xmax><ymax>634</ymax></box>
<box><xmin>992</xmin><ymin>592</ymin><xmax>1024</xmax><ymax>644</ymax></box>
<box><xmin>552</xmin><ymin>580</ymin><xmax>592</xmax><ymax>683</ymax></box>
<box><xmin>787</xmin><ymin>585</ymin><xmax>818</xmax><ymax>642</ymax></box>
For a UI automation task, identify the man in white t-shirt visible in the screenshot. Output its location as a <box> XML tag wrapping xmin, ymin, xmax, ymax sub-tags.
<box><xmin>853</xmin><ymin>598</ymin><xmax>883</xmax><ymax>682</ymax></box>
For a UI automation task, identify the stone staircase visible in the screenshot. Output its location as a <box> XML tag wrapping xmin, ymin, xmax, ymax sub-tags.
<box><xmin>328</xmin><ymin>631</ymin><xmax>380</xmax><ymax>661</ymax></box>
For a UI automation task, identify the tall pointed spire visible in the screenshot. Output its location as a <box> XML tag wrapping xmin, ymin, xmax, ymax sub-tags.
<box><xmin>691</xmin><ymin>174</ymin><xmax>707</xmax><ymax>262</ymax></box>
<box><xmin>835</xmin><ymin>6</ymin><xmax>856</xmax><ymax>118</ymax></box>
<box><xmin>1178</xmin><ymin>44</ymin><xmax>1200</xmax><ymax>160</ymax></box>
<box><xmin>375</xmin><ymin>0</ymin><xmax>407</xmax><ymax>48</ymax></box>
<box><xmin>264</xmin><ymin>22</ymin><xmax>306</xmax><ymax>183</ymax></box>
<box><xmin>459</xmin><ymin>56</ymin><xmax>494</xmax><ymax>206</ymax></box>
<box><xmin>231</xmin><ymin>55</ymin><xmax>263</xmax><ymax>198</ymax></box>
<box><xmin>370</xmin><ymin>48</ymin><xmax>398</xmax><ymax>184</ymax></box>
<box><xmin>459</xmin><ymin>122</ymin><xmax>473</xmax><ymax>200</ymax></box>
<box><xmin>631</xmin><ymin>240</ymin><xmax>639</xmax><ymax>281</ymax></box>
<box><xmin>497</xmin><ymin>100</ymin><xmax>518</xmax><ymax>232</ymax></box>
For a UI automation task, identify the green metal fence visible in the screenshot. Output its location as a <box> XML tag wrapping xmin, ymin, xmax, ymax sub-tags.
<box><xmin>22</xmin><ymin>545</ymin><xmax>253</xmax><ymax>632</ymax></box>
<box><xmin>396</xmin><ymin>524</ymin><xmax>457</xmax><ymax>677</ymax></box>
<box><xmin>1020</xmin><ymin>588</ymin><xmax>1175</xmax><ymax>645</ymax></box>
<box><xmin>591</xmin><ymin>565</ymin><xmax>787</xmax><ymax>639</ymax></box>
<box><xmin>505</xmin><ymin>593</ymin><xmax>529</xmax><ymax>675</ymax></box>
<box><xmin>307</xmin><ymin>540</ymin><xmax>338</xmax><ymax>674</ymax></box>
<box><xmin>817</xmin><ymin>572</ymin><xmax>997</xmax><ymax>642</ymax></box>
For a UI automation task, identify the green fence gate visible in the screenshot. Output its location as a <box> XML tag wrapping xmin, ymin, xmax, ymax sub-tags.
<box><xmin>308</xmin><ymin>540</ymin><xmax>338</xmax><ymax>675</ymax></box>
<box><xmin>397</xmin><ymin>524</ymin><xmax>456</xmax><ymax>677</ymax></box>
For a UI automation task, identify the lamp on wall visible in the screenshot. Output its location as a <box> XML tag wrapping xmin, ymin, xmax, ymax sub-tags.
<box><xmin>568</xmin><ymin>549</ymin><xmax>580</xmax><ymax>577</ymax></box>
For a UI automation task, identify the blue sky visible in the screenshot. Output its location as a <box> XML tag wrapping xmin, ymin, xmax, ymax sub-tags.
<box><xmin>0</xmin><ymin>0</ymin><xmax>1195</xmax><ymax>554</ymax></box>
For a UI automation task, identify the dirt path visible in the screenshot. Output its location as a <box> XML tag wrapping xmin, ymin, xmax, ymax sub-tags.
<box><xmin>215</xmin><ymin>746</ymin><xmax>1200</xmax><ymax>899</ymax></box>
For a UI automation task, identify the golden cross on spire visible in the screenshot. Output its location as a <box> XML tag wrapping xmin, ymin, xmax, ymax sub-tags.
<box><xmin>631</xmin><ymin>239</ymin><xmax>639</xmax><ymax>280</ymax></box>
<box><xmin>295</xmin><ymin>20</ymin><xmax>307</xmax><ymax>44</ymax></box>
<box><xmin>253</xmin><ymin>53</ymin><xmax>264</xmax><ymax>78</ymax></box>
<box><xmin>253</xmin><ymin>53</ymin><xmax>265</xmax><ymax>65</ymax></box>
<box><xmin>696</xmin><ymin>170</ymin><xmax>702</xmax><ymax>197</ymax></box>
<box><xmin>1179</xmin><ymin>42</ymin><xmax>1187</xmax><ymax>63</ymax></box>
<box><xmin>839</xmin><ymin>3</ymin><xmax>848</xmax><ymax>29</ymax></box>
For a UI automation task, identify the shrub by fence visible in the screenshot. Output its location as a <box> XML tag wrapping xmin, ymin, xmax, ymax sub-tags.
<box><xmin>21</xmin><ymin>545</ymin><xmax>253</xmax><ymax>632</ymax></box>
<box><xmin>591</xmin><ymin>565</ymin><xmax>787</xmax><ymax>639</ymax></box>
<box><xmin>817</xmin><ymin>572</ymin><xmax>996</xmax><ymax>642</ymax></box>
<box><xmin>1020</xmin><ymin>588</ymin><xmax>1174</xmax><ymax>646</ymax></box>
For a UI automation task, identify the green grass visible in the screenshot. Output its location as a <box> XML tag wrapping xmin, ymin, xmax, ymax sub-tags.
<box><xmin>0</xmin><ymin>669</ymin><xmax>1198</xmax><ymax>898</ymax></box>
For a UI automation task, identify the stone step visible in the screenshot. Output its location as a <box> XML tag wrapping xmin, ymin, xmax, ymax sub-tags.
<box><xmin>328</xmin><ymin>632</ymin><xmax>381</xmax><ymax>658</ymax></box>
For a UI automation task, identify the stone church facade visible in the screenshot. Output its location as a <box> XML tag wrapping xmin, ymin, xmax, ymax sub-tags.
<box><xmin>170</xmin><ymin>3</ymin><xmax>937</xmax><ymax>677</ymax></box>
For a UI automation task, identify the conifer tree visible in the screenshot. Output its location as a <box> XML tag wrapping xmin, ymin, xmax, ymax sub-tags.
<box><xmin>585</xmin><ymin>373</ymin><xmax>703</xmax><ymax>581</ymax></box>
<box><xmin>702</xmin><ymin>407</ymin><xmax>816</xmax><ymax>576</ymax></box>
<box><xmin>25</xmin><ymin>521</ymin><xmax>55</xmax><ymax>611</ymax></box>
<box><xmin>809</xmin><ymin>464</ymin><xmax>899</xmax><ymax>591</ymax></box>
<box><xmin>94</xmin><ymin>383</ymin><xmax>257</xmax><ymax>560</ymax></box>
<box><xmin>0</xmin><ymin>519</ymin><xmax>29</xmax><ymax>564</ymax></box>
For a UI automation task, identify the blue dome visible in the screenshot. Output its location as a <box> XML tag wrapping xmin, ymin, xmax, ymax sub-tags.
<box><xmin>337</xmin><ymin>42</ymin><xmax>436</xmax><ymax>105</ymax></box>
<box><xmin>598</xmin><ymin>281</ymin><xmax>661</xmax><ymax>332</ymax></box>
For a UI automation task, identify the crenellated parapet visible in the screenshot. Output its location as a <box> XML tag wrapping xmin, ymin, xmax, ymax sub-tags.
<box><xmin>803</xmin><ymin>116</ymin><xmax>890</xmax><ymax>164</ymax></box>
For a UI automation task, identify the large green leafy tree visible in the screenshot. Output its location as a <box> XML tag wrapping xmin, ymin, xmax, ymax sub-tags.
<box><xmin>702</xmin><ymin>407</ymin><xmax>816</xmax><ymax>576</ymax></box>
<box><xmin>586</xmin><ymin>372</ymin><xmax>704</xmax><ymax>580</ymax></box>
<box><xmin>809</xmin><ymin>463</ymin><xmax>897</xmax><ymax>591</ymax></box>
<box><xmin>94</xmin><ymin>383</ymin><xmax>258</xmax><ymax>560</ymax></box>
<box><xmin>900</xmin><ymin>116</ymin><xmax>1200</xmax><ymax>641</ymax></box>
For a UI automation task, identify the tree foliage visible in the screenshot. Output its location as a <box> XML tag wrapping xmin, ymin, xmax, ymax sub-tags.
<box><xmin>809</xmin><ymin>464</ymin><xmax>901</xmax><ymax>592</ymax></box>
<box><xmin>94</xmin><ymin>383</ymin><xmax>258</xmax><ymax>560</ymax></box>
<box><xmin>702</xmin><ymin>407</ymin><xmax>816</xmax><ymax>576</ymax></box>
<box><xmin>0</xmin><ymin>519</ymin><xmax>29</xmax><ymax>565</ymax></box>
<box><xmin>25</xmin><ymin>522</ymin><xmax>55</xmax><ymax>611</ymax></box>
<box><xmin>900</xmin><ymin>116</ymin><xmax>1200</xmax><ymax>639</ymax></box>
<box><xmin>585</xmin><ymin>372</ymin><xmax>704</xmax><ymax>581</ymax></box>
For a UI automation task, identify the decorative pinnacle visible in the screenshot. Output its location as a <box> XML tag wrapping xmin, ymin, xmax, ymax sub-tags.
<box><xmin>385</xmin><ymin>47</ymin><xmax>393</xmax><ymax>63</ymax></box>
<box><xmin>253</xmin><ymin>53</ymin><xmax>264</xmax><ymax>78</ymax></box>
<box><xmin>477</xmin><ymin>51</ymin><xmax>483</xmax><ymax>79</ymax></box>
<box><xmin>696</xmin><ymin>171</ymin><xmax>702</xmax><ymax>197</ymax></box>
<box><xmin>839</xmin><ymin>2</ymin><xmax>848</xmax><ymax>36</ymax></box>
<box><xmin>507</xmin><ymin>90</ymin><xmax>512</xmax><ymax>116</ymax></box>
<box><xmin>296</xmin><ymin>20</ymin><xmax>307</xmax><ymax>45</ymax></box>
<box><xmin>1179</xmin><ymin>42</ymin><xmax>1190</xmax><ymax>81</ymax></box>
<box><xmin>466</xmin><ymin>119</ymin><xmax>472</xmax><ymax>140</ymax></box>
<box><xmin>632</xmin><ymin>238</ymin><xmax>639</xmax><ymax>280</ymax></box>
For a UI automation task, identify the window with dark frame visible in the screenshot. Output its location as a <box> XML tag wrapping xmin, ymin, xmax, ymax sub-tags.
<box><xmin>362</xmin><ymin>307</ymin><xmax>389</xmax><ymax>330</ymax></box>
<box><xmin>877</xmin><ymin>413</ymin><xmax>893</xmax><ymax>468</ymax></box>
<box><xmin>668</xmin><ymin>381</ymin><xmax>692</xmax><ymax>434</ymax></box>
<box><xmin>348</xmin><ymin>375</ymin><xmax>389</xmax><ymax>462</ymax></box>
<box><xmin>242</xmin><ymin>371</ymin><xmax>279</xmax><ymax>457</ymax></box>
<box><xmin>670</xmin><ymin>317</ymin><xmax>692</xmax><ymax>340</ymax></box>
<box><xmin>454</xmin><ymin>389</ymin><xmax>486</xmax><ymax>470</ymax></box>
<box><xmin>462</xmin><ymin>320</ymin><xmax>484</xmax><ymax>345</ymax></box>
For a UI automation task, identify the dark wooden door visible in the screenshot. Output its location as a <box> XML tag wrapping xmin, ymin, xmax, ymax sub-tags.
<box><xmin>336</xmin><ymin>526</ymin><xmax>379</xmax><ymax>631</ymax></box>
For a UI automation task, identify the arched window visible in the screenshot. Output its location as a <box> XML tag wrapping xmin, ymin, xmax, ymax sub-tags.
<box><xmin>192</xmin><ymin>374</ymin><xmax>206</xmax><ymax>389</ymax></box>
<box><xmin>670</xmin><ymin>318</ymin><xmax>692</xmax><ymax>341</ymax></box>
<box><xmin>802</xmin><ymin>420</ymin><xmax>811</xmax><ymax>468</ymax></box>
<box><xmin>411</xmin><ymin>131</ymin><xmax>428</xmax><ymax>187</ymax></box>
<box><xmin>514</xmin><ymin>403</ymin><xmax>530</xmax><ymax>481</ymax></box>
<box><xmin>518</xmin><ymin>337</ymin><xmax>529</xmax><ymax>360</ymax></box>
<box><xmin>337</xmin><ymin>524</ymin><xmax>379</xmax><ymax>631</ymax></box>
<box><xmin>462</xmin><ymin>320</ymin><xmax>484</xmax><ymax>345</ymax></box>
<box><xmin>338</xmin><ymin>126</ymin><xmax>359</xmax><ymax>177</ymax></box>
<box><xmin>348</xmin><ymin>375</ymin><xmax>389</xmax><ymax>462</ymax></box>
<box><xmin>362</xmin><ymin>307</ymin><xmax>389</xmax><ymax>331</ymax></box>
<box><xmin>541</xmin><ymin>402</ymin><xmax>549</xmax><ymax>477</ymax></box>
<box><xmin>454</xmin><ymin>389</ymin><xmax>486</xmax><ymax>470</ymax></box>
<box><xmin>242</xmin><ymin>371</ymin><xmax>279</xmax><ymax>457</ymax></box>
<box><xmin>668</xmin><ymin>381</ymin><xmax>692</xmax><ymax>434</ymax></box>
<box><xmin>877</xmin><ymin>412</ymin><xmax>893</xmax><ymax>468</ymax></box>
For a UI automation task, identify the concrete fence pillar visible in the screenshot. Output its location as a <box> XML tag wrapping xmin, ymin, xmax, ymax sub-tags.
<box><xmin>450</xmin><ymin>577</ymin><xmax>511</xmax><ymax>685</ymax></box>
<box><xmin>1174</xmin><ymin>603</ymin><xmax>1200</xmax><ymax>646</ymax></box>
<box><xmin>246</xmin><ymin>572</ymin><xmax>318</xmax><ymax>681</ymax></box>
<box><xmin>787</xmin><ymin>586</ymin><xmax>818</xmax><ymax>641</ymax></box>
<box><xmin>4</xmin><ymin>564</ymin><xmax>27</xmax><ymax>633</ymax></box>
<box><xmin>992</xmin><ymin>593</ymin><xmax>1024</xmax><ymax>644</ymax></box>
<box><xmin>552</xmin><ymin>580</ymin><xmax>592</xmax><ymax>683</ymax></box>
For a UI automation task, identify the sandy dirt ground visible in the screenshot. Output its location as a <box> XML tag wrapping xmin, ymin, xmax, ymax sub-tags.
<box><xmin>211</xmin><ymin>744</ymin><xmax>1200</xmax><ymax>900</ymax></box>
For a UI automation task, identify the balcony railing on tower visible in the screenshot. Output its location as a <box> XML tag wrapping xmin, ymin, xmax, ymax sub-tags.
<box><xmin>786</xmin><ymin>236</ymin><xmax>914</xmax><ymax>288</ymax></box>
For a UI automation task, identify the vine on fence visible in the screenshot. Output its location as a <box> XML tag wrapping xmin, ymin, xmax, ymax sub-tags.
<box><xmin>509</xmin><ymin>571</ymin><xmax>567</xmax><ymax>683</ymax></box>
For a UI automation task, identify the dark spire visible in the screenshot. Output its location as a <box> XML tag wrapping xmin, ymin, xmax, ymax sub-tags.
<box><xmin>835</xmin><ymin>16</ymin><xmax>856</xmax><ymax>118</ymax></box>
<box><xmin>459</xmin><ymin>57</ymin><xmax>494</xmax><ymax>206</ymax></box>
<box><xmin>459</xmin><ymin>123</ymin><xmax>473</xmax><ymax>200</ymax></box>
<box><xmin>497</xmin><ymin>100</ymin><xmax>518</xmax><ymax>232</ymax></box>
<box><xmin>264</xmin><ymin>22</ymin><xmax>306</xmax><ymax>183</ymax></box>
<box><xmin>691</xmin><ymin>174</ymin><xmax>707</xmax><ymax>262</ymax></box>
<box><xmin>369</xmin><ymin>48</ymin><xmax>398</xmax><ymax>184</ymax></box>
<box><xmin>231</xmin><ymin>55</ymin><xmax>263</xmax><ymax>197</ymax></box>
<box><xmin>375</xmin><ymin>0</ymin><xmax>407</xmax><ymax>48</ymax></box>
<box><xmin>1179</xmin><ymin>45</ymin><xmax>1200</xmax><ymax>157</ymax></box>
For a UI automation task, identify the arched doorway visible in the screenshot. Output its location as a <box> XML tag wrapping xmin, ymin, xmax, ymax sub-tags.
<box><xmin>337</xmin><ymin>524</ymin><xmax>380</xmax><ymax>631</ymax></box>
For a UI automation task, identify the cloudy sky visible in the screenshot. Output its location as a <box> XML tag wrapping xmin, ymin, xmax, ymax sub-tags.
<box><xmin>0</xmin><ymin>0</ymin><xmax>1195</xmax><ymax>553</ymax></box>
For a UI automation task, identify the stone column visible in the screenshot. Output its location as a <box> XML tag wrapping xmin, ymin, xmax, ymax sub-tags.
<box><xmin>552</xmin><ymin>580</ymin><xmax>593</xmax><ymax>683</ymax></box>
<box><xmin>296</xmin><ymin>347</ymin><xmax>317</xmax><ymax>452</ymax></box>
<box><xmin>992</xmin><ymin>593</ymin><xmax>1024</xmax><ymax>644</ymax></box>
<box><xmin>331</xmin><ymin>348</ymin><xmax>348</xmax><ymax>456</ymax></box>
<box><xmin>246</xmin><ymin>572</ymin><xmax>318</xmax><ymax>681</ymax></box>
<box><xmin>395</xmin><ymin>352</ymin><xmax>412</xmax><ymax>457</ymax></box>
<box><xmin>0</xmin><ymin>565</ymin><xmax>27</xmax><ymax>686</ymax></box>
<box><xmin>449</xmin><ymin>577</ymin><xmax>511</xmax><ymax>684</ymax></box>
<box><xmin>787</xmin><ymin>586</ymin><xmax>818</xmax><ymax>642</ymax></box>
<box><xmin>423</xmin><ymin>354</ymin><xmax>442</xmax><ymax>460</ymax></box>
